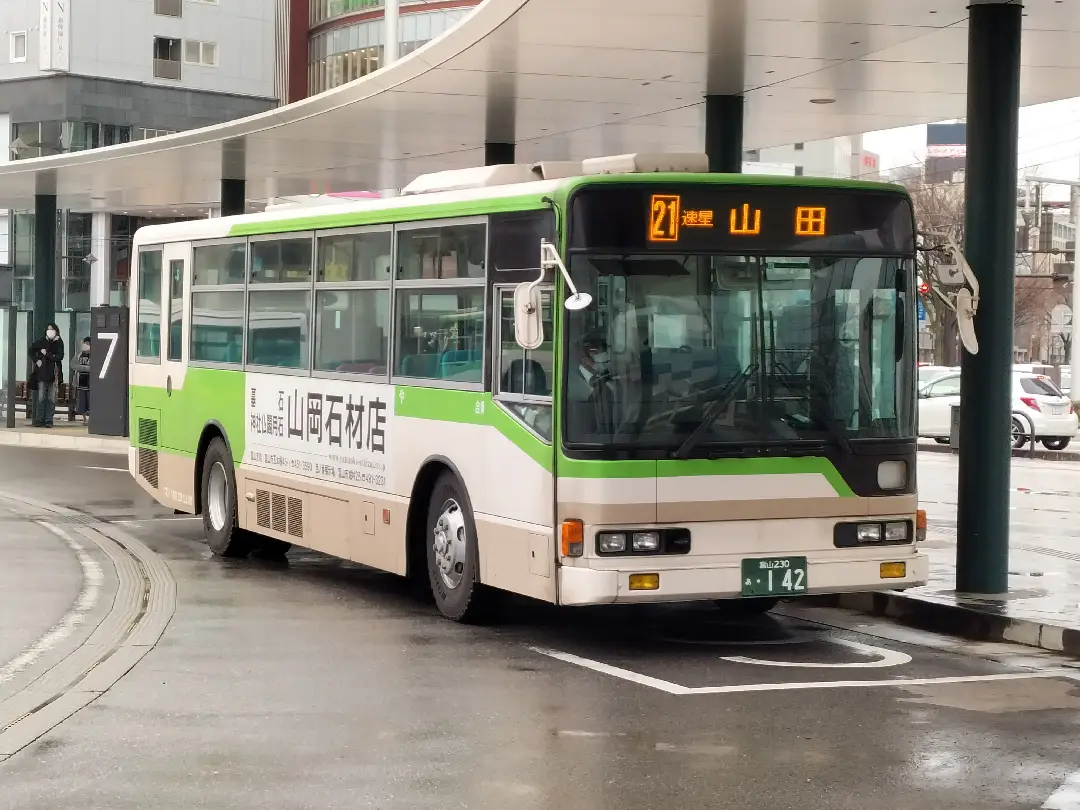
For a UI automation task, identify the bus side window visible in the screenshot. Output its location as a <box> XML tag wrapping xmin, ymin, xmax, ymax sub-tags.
<box><xmin>136</xmin><ymin>247</ymin><xmax>163</xmax><ymax>362</ymax></box>
<box><xmin>495</xmin><ymin>286</ymin><xmax>554</xmax><ymax>441</ymax></box>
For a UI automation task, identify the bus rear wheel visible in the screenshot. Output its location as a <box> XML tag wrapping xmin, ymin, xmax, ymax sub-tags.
<box><xmin>425</xmin><ymin>471</ymin><xmax>491</xmax><ymax>623</ymax></box>
<box><xmin>201</xmin><ymin>437</ymin><xmax>254</xmax><ymax>558</ymax></box>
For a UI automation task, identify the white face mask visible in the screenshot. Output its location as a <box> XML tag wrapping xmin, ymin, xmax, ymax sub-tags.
<box><xmin>46</xmin><ymin>330</ymin><xmax>57</xmax><ymax>340</ymax></box>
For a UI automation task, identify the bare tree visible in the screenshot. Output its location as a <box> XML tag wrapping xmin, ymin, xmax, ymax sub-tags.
<box><xmin>904</xmin><ymin>178</ymin><xmax>965</xmax><ymax>365</ymax></box>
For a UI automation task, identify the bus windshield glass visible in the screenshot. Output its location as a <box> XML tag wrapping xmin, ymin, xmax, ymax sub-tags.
<box><xmin>562</xmin><ymin>252</ymin><xmax>916</xmax><ymax>454</ymax></box>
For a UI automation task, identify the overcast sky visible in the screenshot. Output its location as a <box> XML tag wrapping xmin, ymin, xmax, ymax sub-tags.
<box><xmin>863</xmin><ymin>97</ymin><xmax>1080</xmax><ymax>201</ymax></box>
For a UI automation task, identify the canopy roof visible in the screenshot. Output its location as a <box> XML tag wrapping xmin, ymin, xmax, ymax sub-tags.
<box><xmin>0</xmin><ymin>0</ymin><xmax>1068</xmax><ymax>214</ymax></box>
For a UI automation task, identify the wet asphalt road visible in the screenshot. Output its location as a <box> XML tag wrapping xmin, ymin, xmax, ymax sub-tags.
<box><xmin>2</xmin><ymin>447</ymin><xmax>1080</xmax><ymax>810</ymax></box>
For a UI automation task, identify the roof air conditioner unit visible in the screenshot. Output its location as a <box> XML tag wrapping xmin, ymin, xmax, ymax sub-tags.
<box><xmin>582</xmin><ymin>152</ymin><xmax>710</xmax><ymax>176</ymax></box>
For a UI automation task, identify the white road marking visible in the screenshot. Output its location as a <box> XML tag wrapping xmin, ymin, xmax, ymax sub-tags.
<box><xmin>111</xmin><ymin>516</ymin><xmax>200</xmax><ymax>525</ymax></box>
<box><xmin>1043</xmin><ymin>771</ymin><xmax>1080</xmax><ymax>809</ymax></box>
<box><xmin>721</xmin><ymin>637</ymin><xmax>912</xmax><ymax>669</ymax></box>
<box><xmin>530</xmin><ymin>647</ymin><xmax>1076</xmax><ymax>695</ymax></box>
<box><xmin>0</xmin><ymin>521</ymin><xmax>103</xmax><ymax>685</ymax></box>
<box><xmin>79</xmin><ymin>466</ymin><xmax>127</xmax><ymax>472</ymax></box>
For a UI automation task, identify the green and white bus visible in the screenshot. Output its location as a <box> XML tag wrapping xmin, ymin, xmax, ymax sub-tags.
<box><xmin>129</xmin><ymin>153</ymin><xmax>927</xmax><ymax>622</ymax></box>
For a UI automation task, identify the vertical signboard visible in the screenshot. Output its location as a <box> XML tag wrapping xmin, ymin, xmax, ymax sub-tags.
<box><xmin>89</xmin><ymin>306</ymin><xmax>130</xmax><ymax>437</ymax></box>
<box><xmin>39</xmin><ymin>0</ymin><xmax>70</xmax><ymax>72</ymax></box>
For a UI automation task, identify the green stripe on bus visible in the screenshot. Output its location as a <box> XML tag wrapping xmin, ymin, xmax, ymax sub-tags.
<box><xmin>395</xmin><ymin>386</ymin><xmax>553</xmax><ymax>472</ymax></box>
<box><xmin>557</xmin><ymin>455</ymin><xmax>855</xmax><ymax>497</ymax></box>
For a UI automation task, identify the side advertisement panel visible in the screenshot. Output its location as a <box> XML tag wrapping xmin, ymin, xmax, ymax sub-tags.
<box><xmin>244</xmin><ymin>374</ymin><xmax>394</xmax><ymax>492</ymax></box>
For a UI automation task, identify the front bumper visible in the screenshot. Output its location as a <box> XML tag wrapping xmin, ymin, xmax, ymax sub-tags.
<box><xmin>557</xmin><ymin>551</ymin><xmax>929</xmax><ymax>606</ymax></box>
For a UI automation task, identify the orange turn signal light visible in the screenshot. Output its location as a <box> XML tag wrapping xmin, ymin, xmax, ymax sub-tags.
<box><xmin>561</xmin><ymin>519</ymin><xmax>584</xmax><ymax>557</ymax></box>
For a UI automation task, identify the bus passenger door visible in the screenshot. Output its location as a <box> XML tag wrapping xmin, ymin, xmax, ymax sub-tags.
<box><xmin>484</xmin><ymin>284</ymin><xmax>558</xmax><ymax>603</ymax></box>
<box><xmin>159</xmin><ymin>241</ymin><xmax>194</xmax><ymax>509</ymax></box>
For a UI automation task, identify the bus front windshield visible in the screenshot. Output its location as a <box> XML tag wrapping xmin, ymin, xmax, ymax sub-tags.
<box><xmin>562</xmin><ymin>254</ymin><xmax>915</xmax><ymax>456</ymax></box>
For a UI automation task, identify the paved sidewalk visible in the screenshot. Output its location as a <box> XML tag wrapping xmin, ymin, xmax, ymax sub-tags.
<box><xmin>827</xmin><ymin>528</ymin><xmax>1080</xmax><ymax>655</ymax></box>
<box><xmin>0</xmin><ymin>423</ymin><xmax>127</xmax><ymax>455</ymax></box>
<box><xmin>918</xmin><ymin>437</ymin><xmax>1080</xmax><ymax>462</ymax></box>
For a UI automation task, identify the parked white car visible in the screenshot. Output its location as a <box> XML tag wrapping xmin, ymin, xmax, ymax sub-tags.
<box><xmin>917</xmin><ymin>371</ymin><xmax>1078</xmax><ymax>450</ymax></box>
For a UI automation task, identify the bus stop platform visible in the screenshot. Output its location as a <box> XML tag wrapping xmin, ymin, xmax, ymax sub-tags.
<box><xmin>819</xmin><ymin>530</ymin><xmax>1080</xmax><ymax>658</ymax></box>
<box><xmin>0</xmin><ymin>423</ymin><xmax>127</xmax><ymax>456</ymax></box>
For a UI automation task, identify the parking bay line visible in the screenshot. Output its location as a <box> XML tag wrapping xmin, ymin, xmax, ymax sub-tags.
<box><xmin>529</xmin><ymin>647</ymin><xmax>1077</xmax><ymax>696</ymax></box>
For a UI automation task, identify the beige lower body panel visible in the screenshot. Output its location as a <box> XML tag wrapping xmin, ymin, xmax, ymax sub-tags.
<box><xmin>558</xmin><ymin>550</ymin><xmax>929</xmax><ymax>606</ymax></box>
<box><xmin>129</xmin><ymin>446</ymin><xmax>197</xmax><ymax>513</ymax></box>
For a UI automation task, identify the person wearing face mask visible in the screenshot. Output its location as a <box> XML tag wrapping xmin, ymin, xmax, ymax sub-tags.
<box><xmin>73</xmin><ymin>337</ymin><xmax>91</xmax><ymax>424</ymax></box>
<box><xmin>566</xmin><ymin>329</ymin><xmax>618</xmax><ymax>438</ymax></box>
<box><xmin>28</xmin><ymin>323</ymin><xmax>65</xmax><ymax>428</ymax></box>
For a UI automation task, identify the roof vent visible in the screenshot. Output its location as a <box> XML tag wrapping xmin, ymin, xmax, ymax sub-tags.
<box><xmin>530</xmin><ymin>161</ymin><xmax>583</xmax><ymax>180</ymax></box>
<box><xmin>582</xmin><ymin>152</ymin><xmax>710</xmax><ymax>176</ymax></box>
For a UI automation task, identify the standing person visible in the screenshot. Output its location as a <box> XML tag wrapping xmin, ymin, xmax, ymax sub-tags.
<box><xmin>73</xmin><ymin>337</ymin><xmax>91</xmax><ymax>424</ymax></box>
<box><xmin>29</xmin><ymin>323</ymin><xmax>64</xmax><ymax>428</ymax></box>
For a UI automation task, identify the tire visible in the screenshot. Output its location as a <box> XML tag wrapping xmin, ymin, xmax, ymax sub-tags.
<box><xmin>1011</xmin><ymin>418</ymin><xmax>1028</xmax><ymax>450</ymax></box>
<box><xmin>1043</xmin><ymin>438</ymin><xmax>1071</xmax><ymax>451</ymax></box>
<box><xmin>425</xmin><ymin>470</ymin><xmax>491</xmax><ymax>623</ymax></box>
<box><xmin>200</xmin><ymin>437</ymin><xmax>254</xmax><ymax>558</ymax></box>
<box><xmin>713</xmin><ymin>597</ymin><xmax>779</xmax><ymax>617</ymax></box>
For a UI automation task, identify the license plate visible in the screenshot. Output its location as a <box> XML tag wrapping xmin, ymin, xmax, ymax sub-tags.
<box><xmin>741</xmin><ymin>556</ymin><xmax>808</xmax><ymax>597</ymax></box>
<box><xmin>1052</xmin><ymin>404</ymin><xmax>1066</xmax><ymax>415</ymax></box>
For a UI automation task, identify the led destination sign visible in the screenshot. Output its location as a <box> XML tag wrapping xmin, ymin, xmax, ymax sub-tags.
<box><xmin>568</xmin><ymin>185</ymin><xmax>915</xmax><ymax>254</ymax></box>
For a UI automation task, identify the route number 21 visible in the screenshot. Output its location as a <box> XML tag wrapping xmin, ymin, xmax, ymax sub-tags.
<box><xmin>649</xmin><ymin>194</ymin><xmax>681</xmax><ymax>243</ymax></box>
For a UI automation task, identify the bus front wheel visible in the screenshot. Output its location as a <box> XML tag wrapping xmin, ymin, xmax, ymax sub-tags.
<box><xmin>425</xmin><ymin>471</ymin><xmax>491</xmax><ymax>623</ymax></box>
<box><xmin>201</xmin><ymin>437</ymin><xmax>254</xmax><ymax>558</ymax></box>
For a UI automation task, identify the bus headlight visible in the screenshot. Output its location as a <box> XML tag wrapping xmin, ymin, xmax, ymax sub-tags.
<box><xmin>597</xmin><ymin>532</ymin><xmax>627</xmax><ymax>553</ymax></box>
<box><xmin>856</xmin><ymin>523</ymin><xmax>883</xmax><ymax>543</ymax></box>
<box><xmin>632</xmin><ymin>532</ymin><xmax>661</xmax><ymax>552</ymax></box>
<box><xmin>884</xmin><ymin>521</ymin><xmax>910</xmax><ymax>543</ymax></box>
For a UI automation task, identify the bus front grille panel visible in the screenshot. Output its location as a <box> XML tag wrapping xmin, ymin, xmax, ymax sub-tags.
<box><xmin>271</xmin><ymin>493</ymin><xmax>287</xmax><ymax>533</ymax></box>
<box><xmin>256</xmin><ymin>489</ymin><xmax>271</xmax><ymax>528</ymax></box>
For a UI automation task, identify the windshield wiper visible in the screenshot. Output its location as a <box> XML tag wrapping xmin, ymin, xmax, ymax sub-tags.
<box><xmin>672</xmin><ymin>364</ymin><xmax>757</xmax><ymax>459</ymax></box>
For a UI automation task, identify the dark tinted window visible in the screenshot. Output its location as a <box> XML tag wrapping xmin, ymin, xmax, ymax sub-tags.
<box><xmin>490</xmin><ymin>210</ymin><xmax>555</xmax><ymax>271</ymax></box>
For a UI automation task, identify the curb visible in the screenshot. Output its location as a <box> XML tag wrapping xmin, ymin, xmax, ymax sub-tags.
<box><xmin>813</xmin><ymin>590</ymin><xmax>1080</xmax><ymax>656</ymax></box>
<box><xmin>918</xmin><ymin>441</ymin><xmax>1080</xmax><ymax>462</ymax></box>
<box><xmin>0</xmin><ymin>429</ymin><xmax>128</xmax><ymax>456</ymax></box>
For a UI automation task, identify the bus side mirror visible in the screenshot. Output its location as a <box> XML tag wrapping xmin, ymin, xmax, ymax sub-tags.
<box><xmin>514</xmin><ymin>281</ymin><xmax>544</xmax><ymax>350</ymax></box>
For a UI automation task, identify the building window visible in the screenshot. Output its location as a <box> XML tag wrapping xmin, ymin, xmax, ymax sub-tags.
<box><xmin>136</xmin><ymin>128</ymin><xmax>176</xmax><ymax>140</ymax></box>
<box><xmin>184</xmin><ymin>39</ymin><xmax>218</xmax><ymax>67</ymax></box>
<box><xmin>10</xmin><ymin>32</ymin><xmax>27</xmax><ymax>63</ymax></box>
<box><xmin>155</xmin><ymin>0</ymin><xmax>182</xmax><ymax>17</ymax></box>
<box><xmin>153</xmin><ymin>37</ymin><xmax>182</xmax><ymax>80</ymax></box>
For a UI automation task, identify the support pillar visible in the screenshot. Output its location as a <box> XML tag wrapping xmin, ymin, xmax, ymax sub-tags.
<box><xmin>485</xmin><ymin>142</ymin><xmax>515</xmax><ymax>166</ymax></box>
<box><xmin>955</xmin><ymin>1</ymin><xmax>1022</xmax><ymax>595</ymax></box>
<box><xmin>704</xmin><ymin>94</ymin><xmax>744</xmax><ymax>173</ymax></box>
<box><xmin>384</xmin><ymin>0</ymin><xmax>399</xmax><ymax>65</ymax></box>
<box><xmin>33</xmin><ymin>194</ymin><xmax>57</xmax><ymax>333</ymax></box>
<box><xmin>220</xmin><ymin>179</ymin><xmax>245</xmax><ymax>217</ymax></box>
<box><xmin>89</xmin><ymin>212</ymin><xmax>111</xmax><ymax>308</ymax></box>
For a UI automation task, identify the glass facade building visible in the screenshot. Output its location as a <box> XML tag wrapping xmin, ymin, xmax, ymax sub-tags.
<box><xmin>308</xmin><ymin>5</ymin><xmax>475</xmax><ymax>96</ymax></box>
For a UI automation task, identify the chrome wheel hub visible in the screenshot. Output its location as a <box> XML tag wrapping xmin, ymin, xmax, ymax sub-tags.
<box><xmin>432</xmin><ymin>498</ymin><xmax>467</xmax><ymax>590</ymax></box>
<box><xmin>208</xmin><ymin>461</ymin><xmax>229</xmax><ymax>532</ymax></box>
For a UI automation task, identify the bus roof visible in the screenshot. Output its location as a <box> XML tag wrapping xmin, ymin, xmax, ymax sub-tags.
<box><xmin>132</xmin><ymin>162</ymin><xmax>909</xmax><ymax>247</ymax></box>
